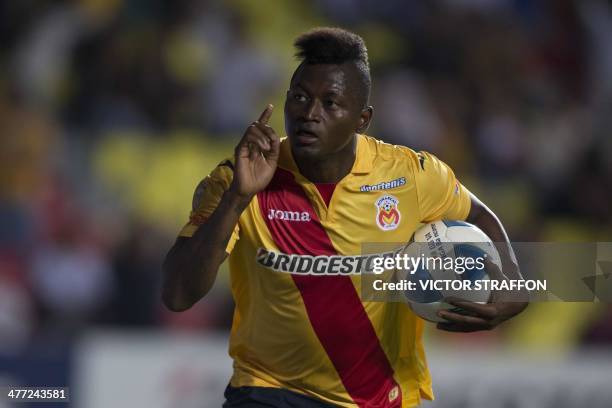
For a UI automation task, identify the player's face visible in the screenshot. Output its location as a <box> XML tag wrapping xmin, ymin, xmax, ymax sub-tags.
<box><xmin>284</xmin><ymin>63</ymin><xmax>368</xmax><ymax>159</ymax></box>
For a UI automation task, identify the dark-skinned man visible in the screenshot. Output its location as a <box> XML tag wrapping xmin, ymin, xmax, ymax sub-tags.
<box><xmin>162</xmin><ymin>27</ymin><xmax>527</xmax><ymax>408</ymax></box>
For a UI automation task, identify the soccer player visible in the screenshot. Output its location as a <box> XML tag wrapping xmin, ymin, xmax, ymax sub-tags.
<box><xmin>162</xmin><ymin>27</ymin><xmax>527</xmax><ymax>407</ymax></box>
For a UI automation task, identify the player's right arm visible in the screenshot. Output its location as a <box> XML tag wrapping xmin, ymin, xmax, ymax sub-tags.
<box><xmin>162</xmin><ymin>105</ymin><xmax>279</xmax><ymax>312</ymax></box>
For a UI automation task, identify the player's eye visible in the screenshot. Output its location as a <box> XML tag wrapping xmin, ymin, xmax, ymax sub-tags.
<box><xmin>292</xmin><ymin>92</ymin><xmax>307</xmax><ymax>103</ymax></box>
<box><xmin>324</xmin><ymin>99</ymin><xmax>338</xmax><ymax>108</ymax></box>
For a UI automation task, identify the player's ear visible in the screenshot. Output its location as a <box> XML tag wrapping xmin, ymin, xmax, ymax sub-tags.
<box><xmin>356</xmin><ymin>106</ymin><xmax>373</xmax><ymax>133</ymax></box>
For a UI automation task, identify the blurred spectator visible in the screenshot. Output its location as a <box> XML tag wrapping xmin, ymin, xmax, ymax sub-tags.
<box><xmin>109</xmin><ymin>222</ymin><xmax>163</xmax><ymax>327</ymax></box>
<box><xmin>29</xmin><ymin>225</ymin><xmax>113</xmax><ymax>334</ymax></box>
<box><xmin>0</xmin><ymin>252</ymin><xmax>34</xmax><ymax>354</ymax></box>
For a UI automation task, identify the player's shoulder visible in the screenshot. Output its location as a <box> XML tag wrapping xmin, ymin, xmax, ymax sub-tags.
<box><xmin>195</xmin><ymin>157</ymin><xmax>235</xmax><ymax>186</ymax></box>
<box><xmin>192</xmin><ymin>157</ymin><xmax>234</xmax><ymax>210</ymax></box>
<box><xmin>360</xmin><ymin>134</ymin><xmax>432</xmax><ymax>174</ymax></box>
<box><xmin>212</xmin><ymin>157</ymin><xmax>235</xmax><ymax>175</ymax></box>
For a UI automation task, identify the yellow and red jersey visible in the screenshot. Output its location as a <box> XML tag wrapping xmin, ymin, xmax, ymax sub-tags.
<box><xmin>178</xmin><ymin>134</ymin><xmax>472</xmax><ymax>407</ymax></box>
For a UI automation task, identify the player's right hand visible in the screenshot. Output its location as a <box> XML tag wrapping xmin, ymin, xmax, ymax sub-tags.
<box><xmin>230</xmin><ymin>104</ymin><xmax>280</xmax><ymax>197</ymax></box>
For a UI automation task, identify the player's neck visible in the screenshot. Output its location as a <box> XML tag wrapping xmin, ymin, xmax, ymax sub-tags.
<box><xmin>293</xmin><ymin>136</ymin><xmax>356</xmax><ymax>184</ymax></box>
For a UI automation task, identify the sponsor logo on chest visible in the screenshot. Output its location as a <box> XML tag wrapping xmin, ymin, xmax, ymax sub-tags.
<box><xmin>255</xmin><ymin>247</ymin><xmax>403</xmax><ymax>275</ymax></box>
<box><xmin>360</xmin><ymin>176</ymin><xmax>406</xmax><ymax>192</ymax></box>
<box><xmin>267</xmin><ymin>208</ymin><xmax>311</xmax><ymax>222</ymax></box>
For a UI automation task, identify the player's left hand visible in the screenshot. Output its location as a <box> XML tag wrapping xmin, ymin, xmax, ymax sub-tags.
<box><xmin>436</xmin><ymin>259</ymin><xmax>528</xmax><ymax>332</ymax></box>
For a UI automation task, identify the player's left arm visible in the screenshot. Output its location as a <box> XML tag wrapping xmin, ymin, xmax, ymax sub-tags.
<box><xmin>436</xmin><ymin>193</ymin><xmax>529</xmax><ymax>332</ymax></box>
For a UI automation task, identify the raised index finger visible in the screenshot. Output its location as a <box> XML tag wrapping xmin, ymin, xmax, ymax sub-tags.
<box><xmin>257</xmin><ymin>104</ymin><xmax>274</xmax><ymax>125</ymax></box>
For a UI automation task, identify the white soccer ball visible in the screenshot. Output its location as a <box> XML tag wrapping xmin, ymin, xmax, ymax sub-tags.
<box><xmin>402</xmin><ymin>220</ymin><xmax>502</xmax><ymax>322</ymax></box>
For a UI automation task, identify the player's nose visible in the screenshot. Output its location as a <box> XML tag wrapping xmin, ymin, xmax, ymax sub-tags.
<box><xmin>303</xmin><ymin>99</ymin><xmax>321</xmax><ymax>122</ymax></box>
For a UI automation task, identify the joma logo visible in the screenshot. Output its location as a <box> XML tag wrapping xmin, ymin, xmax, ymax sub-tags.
<box><xmin>267</xmin><ymin>209</ymin><xmax>311</xmax><ymax>222</ymax></box>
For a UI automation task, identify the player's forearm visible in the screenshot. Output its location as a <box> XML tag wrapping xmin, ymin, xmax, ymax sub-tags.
<box><xmin>466</xmin><ymin>194</ymin><xmax>518</xmax><ymax>275</ymax></box>
<box><xmin>162</xmin><ymin>190</ymin><xmax>252</xmax><ymax>311</ymax></box>
<box><xmin>466</xmin><ymin>194</ymin><xmax>528</xmax><ymax>316</ymax></box>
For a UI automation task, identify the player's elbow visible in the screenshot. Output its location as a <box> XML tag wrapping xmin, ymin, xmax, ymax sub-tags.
<box><xmin>163</xmin><ymin>299</ymin><xmax>192</xmax><ymax>313</ymax></box>
<box><xmin>161</xmin><ymin>266</ymin><xmax>213</xmax><ymax>312</ymax></box>
<box><xmin>161</xmin><ymin>248</ymin><xmax>217</xmax><ymax>312</ymax></box>
<box><xmin>161</xmin><ymin>287</ymin><xmax>196</xmax><ymax>312</ymax></box>
<box><xmin>161</xmin><ymin>266</ymin><xmax>198</xmax><ymax>312</ymax></box>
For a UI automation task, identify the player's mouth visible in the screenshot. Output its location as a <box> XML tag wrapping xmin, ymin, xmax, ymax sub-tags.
<box><xmin>295</xmin><ymin>129</ymin><xmax>319</xmax><ymax>145</ymax></box>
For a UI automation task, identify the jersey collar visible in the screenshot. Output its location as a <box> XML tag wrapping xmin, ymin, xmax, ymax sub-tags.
<box><xmin>278</xmin><ymin>134</ymin><xmax>373</xmax><ymax>176</ymax></box>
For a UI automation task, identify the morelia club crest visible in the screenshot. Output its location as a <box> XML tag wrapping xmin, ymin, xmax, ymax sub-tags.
<box><xmin>375</xmin><ymin>194</ymin><xmax>401</xmax><ymax>231</ymax></box>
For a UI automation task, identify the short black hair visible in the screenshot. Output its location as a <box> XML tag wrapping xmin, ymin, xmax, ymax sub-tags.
<box><xmin>293</xmin><ymin>27</ymin><xmax>371</xmax><ymax>108</ymax></box>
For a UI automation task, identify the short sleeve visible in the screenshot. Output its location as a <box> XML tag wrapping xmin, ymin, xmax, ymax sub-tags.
<box><xmin>413</xmin><ymin>151</ymin><xmax>472</xmax><ymax>222</ymax></box>
<box><xmin>178</xmin><ymin>159</ymin><xmax>240</xmax><ymax>254</ymax></box>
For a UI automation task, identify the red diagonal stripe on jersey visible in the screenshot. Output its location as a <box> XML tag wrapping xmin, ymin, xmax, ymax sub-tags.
<box><xmin>257</xmin><ymin>168</ymin><xmax>401</xmax><ymax>408</ymax></box>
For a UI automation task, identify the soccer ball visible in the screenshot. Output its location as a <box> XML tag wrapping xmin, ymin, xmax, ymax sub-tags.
<box><xmin>401</xmin><ymin>220</ymin><xmax>502</xmax><ymax>322</ymax></box>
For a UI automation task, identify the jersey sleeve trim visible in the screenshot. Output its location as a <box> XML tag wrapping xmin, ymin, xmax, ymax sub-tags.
<box><xmin>176</xmin><ymin>158</ymin><xmax>240</xmax><ymax>253</ymax></box>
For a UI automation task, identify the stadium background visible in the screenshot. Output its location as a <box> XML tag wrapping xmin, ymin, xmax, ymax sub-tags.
<box><xmin>1</xmin><ymin>0</ymin><xmax>611</xmax><ymax>407</ymax></box>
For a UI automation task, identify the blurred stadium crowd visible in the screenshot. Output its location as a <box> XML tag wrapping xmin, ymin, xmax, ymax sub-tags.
<box><xmin>1</xmin><ymin>0</ymin><xmax>611</xmax><ymax>358</ymax></box>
